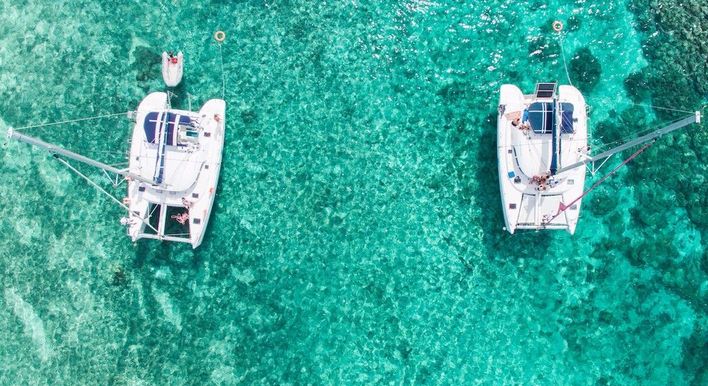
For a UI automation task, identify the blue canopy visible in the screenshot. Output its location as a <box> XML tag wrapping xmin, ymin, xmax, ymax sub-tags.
<box><xmin>560</xmin><ymin>103</ymin><xmax>574</xmax><ymax>133</ymax></box>
<box><xmin>527</xmin><ymin>102</ymin><xmax>554</xmax><ymax>134</ymax></box>
<box><xmin>143</xmin><ymin>112</ymin><xmax>192</xmax><ymax>146</ymax></box>
<box><xmin>527</xmin><ymin>102</ymin><xmax>575</xmax><ymax>134</ymax></box>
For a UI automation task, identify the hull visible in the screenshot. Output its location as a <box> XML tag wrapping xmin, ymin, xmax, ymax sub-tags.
<box><xmin>497</xmin><ymin>84</ymin><xmax>588</xmax><ymax>234</ymax></box>
<box><xmin>126</xmin><ymin>92</ymin><xmax>225</xmax><ymax>248</ymax></box>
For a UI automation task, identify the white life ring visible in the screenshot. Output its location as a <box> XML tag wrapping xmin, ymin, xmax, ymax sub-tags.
<box><xmin>552</xmin><ymin>21</ymin><xmax>563</xmax><ymax>32</ymax></box>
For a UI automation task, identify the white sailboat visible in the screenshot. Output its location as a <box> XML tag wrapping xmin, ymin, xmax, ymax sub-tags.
<box><xmin>497</xmin><ymin>82</ymin><xmax>700</xmax><ymax>234</ymax></box>
<box><xmin>162</xmin><ymin>51</ymin><xmax>184</xmax><ymax>87</ymax></box>
<box><xmin>125</xmin><ymin>92</ymin><xmax>225</xmax><ymax>248</ymax></box>
<box><xmin>7</xmin><ymin>92</ymin><xmax>226</xmax><ymax>248</ymax></box>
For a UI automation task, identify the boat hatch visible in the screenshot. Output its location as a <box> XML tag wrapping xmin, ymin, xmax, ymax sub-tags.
<box><xmin>560</xmin><ymin>103</ymin><xmax>574</xmax><ymax>134</ymax></box>
<box><xmin>178</xmin><ymin>126</ymin><xmax>200</xmax><ymax>144</ymax></box>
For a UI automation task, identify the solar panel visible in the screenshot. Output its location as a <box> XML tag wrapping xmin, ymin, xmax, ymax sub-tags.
<box><xmin>535</xmin><ymin>82</ymin><xmax>557</xmax><ymax>98</ymax></box>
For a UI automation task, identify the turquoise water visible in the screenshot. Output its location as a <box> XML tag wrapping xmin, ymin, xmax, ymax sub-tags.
<box><xmin>1</xmin><ymin>0</ymin><xmax>706</xmax><ymax>384</ymax></box>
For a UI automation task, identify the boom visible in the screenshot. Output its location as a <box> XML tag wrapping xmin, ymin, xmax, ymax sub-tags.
<box><xmin>7</xmin><ymin>128</ymin><xmax>158</xmax><ymax>186</ymax></box>
<box><xmin>556</xmin><ymin>112</ymin><xmax>701</xmax><ymax>174</ymax></box>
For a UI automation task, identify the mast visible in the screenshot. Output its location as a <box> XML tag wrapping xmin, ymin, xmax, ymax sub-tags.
<box><xmin>7</xmin><ymin>128</ymin><xmax>158</xmax><ymax>186</ymax></box>
<box><xmin>153</xmin><ymin>111</ymin><xmax>168</xmax><ymax>184</ymax></box>
<box><xmin>555</xmin><ymin>111</ymin><xmax>701</xmax><ymax>175</ymax></box>
<box><xmin>550</xmin><ymin>96</ymin><xmax>561</xmax><ymax>175</ymax></box>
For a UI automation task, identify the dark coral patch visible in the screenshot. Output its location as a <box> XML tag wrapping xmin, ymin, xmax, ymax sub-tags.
<box><xmin>623</xmin><ymin>71</ymin><xmax>650</xmax><ymax>103</ymax></box>
<box><xmin>569</xmin><ymin>47</ymin><xmax>602</xmax><ymax>92</ymax></box>
<box><xmin>567</xmin><ymin>15</ymin><xmax>581</xmax><ymax>32</ymax></box>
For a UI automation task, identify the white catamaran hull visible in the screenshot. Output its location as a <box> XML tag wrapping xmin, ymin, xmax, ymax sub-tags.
<box><xmin>497</xmin><ymin>84</ymin><xmax>587</xmax><ymax>234</ymax></box>
<box><xmin>126</xmin><ymin>92</ymin><xmax>225</xmax><ymax>248</ymax></box>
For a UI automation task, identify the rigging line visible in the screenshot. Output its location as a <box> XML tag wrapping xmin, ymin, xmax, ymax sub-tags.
<box><xmin>15</xmin><ymin>112</ymin><xmax>130</xmax><ymax>131</ymax></box>
<box><xmin>148</xmin><ymin>203</ymin><xmax>160</xmax><ymax>217</ymax></box>
<box><xmin>162</xmin><ymin>147</ymin><xmax>200</xmax><ymax>184</ymax></box>
<box><xmin>136</xmin><ymin>155</ymin><xmax>207</xmax><ymax>164</ymax></box>
<box><xmin>585</xmin><ymin>114</ymin><xmax>695</xmax><ymax>154</ymax></box>
<box><xmin>592</xmin><ymin>154</ymin><xmax>614</xmax><ymax>175</ymax></box>
<box><xmin>526</xmin><ymin>138</ymin><xmax>549</xmax><ymax>170</ymax></box>
<box><xmin>87</xmin><ymin>149</ymin><xmax>129</xmax><ymax>155</ymax></box>
<box><xmin>585</xmin><ymin>96</ymin><xmax>695</xmax><ymax>114</ymax></box>
<box><xmin>545</xmin><ymin>141</ymin><xmax>653</xmax><ymax>225</ymax></box>
<box><xmin>557</xmin><ymin>32</ymin><xmax>573</xmax><ymax>87</ymax></box>
<box><xmin>218</xmin><ymin>43</ymin><xmax>225</xmax><ymax>100</ymax></box>
<box><xmin>52</xmin><ymin>156</ymin><xmax>159</xmax><ymax>234</ymax></box>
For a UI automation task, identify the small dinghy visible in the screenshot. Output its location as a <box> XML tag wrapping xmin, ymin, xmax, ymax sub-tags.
<box><xmin>161</xmin><ymin>51</ymin><xmax>183</xmax><ymax>87</ymax></box>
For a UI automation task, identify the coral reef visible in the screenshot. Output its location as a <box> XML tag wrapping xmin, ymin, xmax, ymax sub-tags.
<box><xmin>569</xmin><ymin>47</ymin><xmax>602</xmax><ymax>92</ymax></box>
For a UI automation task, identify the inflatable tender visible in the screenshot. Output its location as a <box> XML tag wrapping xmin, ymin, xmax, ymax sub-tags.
<box><xmin>162</xmin><ymin>51</ymin><xmax>183</xmax><ymax>87</ymax></box>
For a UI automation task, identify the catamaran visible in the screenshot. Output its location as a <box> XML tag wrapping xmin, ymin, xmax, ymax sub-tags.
<box><xmin>497</xmin><ymin>82</ymin><xmax>700</xmax><ymax>234</ymax></box>
<box><xmin>7</xmin><ymin>92</ymin><xmax>226</xmax><ymax>248</ymax></box>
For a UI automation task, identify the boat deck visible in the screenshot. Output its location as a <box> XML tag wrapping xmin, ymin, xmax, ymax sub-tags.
<box><xmin>126</xmin><ymin>92</ymin><xmax>226</xmax><ymax>248</ymax></box>
<box><xmin>497</xmin><ymin>84</ymin><xmax>588</xmax><ymax>234</ymax></box>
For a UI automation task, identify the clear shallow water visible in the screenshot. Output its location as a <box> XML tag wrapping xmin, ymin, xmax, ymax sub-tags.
<box><xmin>0</xmin><ymin>1</ymin><xmax>706</xmax><ymax>384</ymax></box>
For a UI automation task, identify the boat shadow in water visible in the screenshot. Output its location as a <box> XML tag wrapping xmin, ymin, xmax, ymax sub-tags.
<box><xmin>132</xmin><ymin>239</ymin><xmax>201</xmax><ymax>272</ymax></box>
<box><xmin>166</xmin><ymin>81</ymin><xmax>189</xmax><ymax>110</ymax></box>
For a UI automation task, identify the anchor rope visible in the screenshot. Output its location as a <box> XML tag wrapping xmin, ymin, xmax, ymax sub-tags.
<box><xmin>557</xmin><ymin>32</ymin><xmax>574</xmax><ymax>88</ymax></box>
<box><xmin>218</xmin><ymin>42</ymin><xmax>225</xmax><ymax>100</ymax></box>
<box><xmin>554</xmin><ymin>26</ymin><xmax>695</xmax><ymax>116</ymax></box>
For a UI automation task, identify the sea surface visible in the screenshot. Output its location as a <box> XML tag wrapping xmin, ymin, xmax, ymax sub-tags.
<box><xmin>0</xmin><ymin>0</ymin><xmax>706</xmax><ymax>384</ymax></box>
